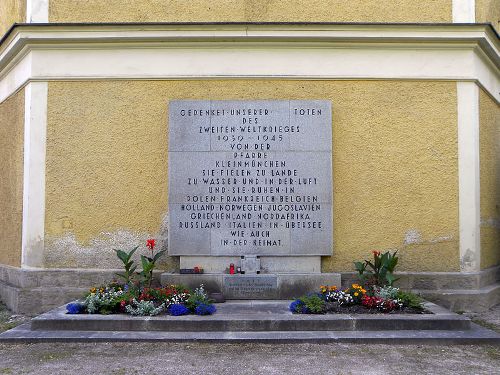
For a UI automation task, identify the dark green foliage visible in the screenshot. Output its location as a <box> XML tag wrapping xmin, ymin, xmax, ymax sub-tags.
<box><xmin>138</xmin><ymin>250</ymin><xmax>166</xmax><ymax>288</ymax></box>
<box><xmin>296</xmin><ymin>294</ymin><xmax>326</xmax><ymax>314</ymax></box>
<box><xmin>114</xmin><ymin>247</ymin><xmax>138</xmax><ymax>285</ymax></box>
<box><xmin>354</xmin><ymin>250</ymin><xmax>399</xmax><ymax>287</ymax></box>
<box><xmin>396</xmin><ymin>290</ymin><xmax>424</xmax><ymax>310</ymax></box>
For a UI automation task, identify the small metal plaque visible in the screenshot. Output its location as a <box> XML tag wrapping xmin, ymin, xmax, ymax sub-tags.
<box><xmin>223</xmin><ymin>275</ymin><xmax>278</xmax><ymax>299</ymax></box>
<box><xmin>240</xmin><ymin>255</ymin><xmax>261</xmax><ymax>274</ymax></box>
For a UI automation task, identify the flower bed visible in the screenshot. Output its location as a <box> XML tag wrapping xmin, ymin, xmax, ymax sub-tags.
<box><xmin>67</xmin><ymin>283</ymin><xmax>216</xmax><ymax>317</ymax></box>
<box><xmin>290</xmin><ymin>284</ymin><xmax>430</xmax><ymax>315</ymax></box>
<box><xmin>66</xmin><ymin>239</ymin><xmax>216</xmax><ymax>317</ymax></box>
<box><xmin>290</xmin><ymin>250</ymin><xmax>430</xmax><ymax>315</ymax></box>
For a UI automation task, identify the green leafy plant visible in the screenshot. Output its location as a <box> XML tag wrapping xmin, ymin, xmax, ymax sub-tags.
<box><xmin>301</xmin><ymin>294</ymin><xmax>326</xmax><ymax>314</ymax></box>
<box><xmin>185</xmin><ymin>284</ymin><xmax>213</xmax><ymax>312</ymax></box>
<box><xmin>137</xmin><ymin>239</ymin><xmax>166</xmax><ymax>288</ymax></box>
<box><xmin>396</xmin><ymin>290</ymin><xmax>424</xmax><ymax>310</ymax></box>
<box><xmin>354</xmin><ymin>250</ymin><xmax>399</xmax><ymax>287</ymax></box>
<box><xmin>114</xmin><ymin>246</ymin><xmax>138</xmax><ymax>285</ymax></box>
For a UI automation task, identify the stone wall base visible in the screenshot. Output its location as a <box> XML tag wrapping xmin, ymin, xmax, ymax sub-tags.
<box><xmin>0</xmin><ymin>265</ymin><xmax>161</xmax><ymax>314</ymax></box>
<box><xmin>0</xmin><ymin>264</ymin><xmax>498</xmax><ymax>314</ymax></box>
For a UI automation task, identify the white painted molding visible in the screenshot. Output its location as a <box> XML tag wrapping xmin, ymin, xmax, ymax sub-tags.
<box><xmin>21</xmin><ymin>81</ymin><xmax>47</xmax><ymax>268</ymax></box>
<box><xmin>457</xmin><ymin>82</ymin><xmax>481</xmax><ymax>272</ymax></box>
<box><xmin>453</xmin><ymin>0</ymin><xmax>476</xmax><ymax>23</ymax></box>
<box><xmin>0</xmin><ymin>24</ymin><xmax>498</xmax><ymax>104</ymax></box>
<box><xmin>26</xmin><ymin>0</ymin><xmax>49</xmax><ymax>23</ymax></box>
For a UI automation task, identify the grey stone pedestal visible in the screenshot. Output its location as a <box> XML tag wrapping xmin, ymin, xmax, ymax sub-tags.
<box><xmin>160</xmin><ymin>272</ymin><xmax>341</xmax><ymax>299</ymax></box>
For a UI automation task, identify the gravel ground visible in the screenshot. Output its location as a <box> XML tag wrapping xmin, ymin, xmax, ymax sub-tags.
<box><xmin>0</xmin><ymin>342</ymin><xmax>498</xmax><ymax>375</ymax></box>
<box><xmin>0</xmin><ymin>303</ymin><xmax>498</xmax><ymax>374</ymax></box>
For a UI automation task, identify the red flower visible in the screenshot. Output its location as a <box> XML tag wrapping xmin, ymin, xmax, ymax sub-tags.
<box><xmin>372</xmin><ymin>250</ymin><xmax>381</xmax><ymax>257</ymax></box>
<box><xmin>146</xmin><ymin>239</ymin><xmax>156</xmax><ymax>250</ymax></box>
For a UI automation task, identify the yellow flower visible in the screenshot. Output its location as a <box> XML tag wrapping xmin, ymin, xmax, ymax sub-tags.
<box><xmin>352</xmin><ymin>284</ymin><xmax>359</xmax><ymax>289</ymax></box>
<box><xmin>329</xmin><ymin>286</ymin><xmax>337</xmax><ymax>291</ymax></box>
<box><xmin>354</xmin><ymin>292</ymin><xmax>359</xmax><ymax>297</ymax></box>
<box><xmin>90</xmin><ymin>287</ymin><xmax>96</xmax><ymax>293</ymax></box>
<box><xmin>361</xmin><ymin>289</ymin><xmax>367</xmax><ymax>294</ymax></box>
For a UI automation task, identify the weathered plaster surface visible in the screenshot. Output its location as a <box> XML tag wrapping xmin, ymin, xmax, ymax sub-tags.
<box><xmin>44</xmin><ymin>226</ymin><xmax>178</xmax><ymax>271</ymax></box>
<box><xmin>0</xmin><ymin>89</ymin><xmax>24</xmax><ymax>267</ymax></box>
<box><xmin>48</xmin><ymin>0</ymin><xmax>452</xmax><ymax>23</ymax></box>
<box><xmin>479</xmin><ymin>89</ymin><xmax>500</xmax><ymax>269</ymax></box>
<box><xmin>0</xmin><ymin>0</ymin><xmax>25</xmax><ymax>38</ymax></box>
<box><xmin>46</xmin><ymin>80</ymin><xmax>458</xmax><ymax>272</ymax></box>
<box><xmin>476</xmin><ymin>0</ymin><xmax>500</xmax><ymax>32</ymax></box>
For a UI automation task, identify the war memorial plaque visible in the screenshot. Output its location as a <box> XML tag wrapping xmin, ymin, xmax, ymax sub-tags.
<box><xmin>223</xmin><ymin>275</ymin><xmax>278</xmax><ymax>299</ymax></box>
<box><xmin>168</xmin><ymin>100</ymin><xmax>332</xmax><ymax>256</ymax></box>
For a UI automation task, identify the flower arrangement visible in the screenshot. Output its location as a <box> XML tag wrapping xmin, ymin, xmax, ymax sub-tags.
<box><xmin>290</xmin><ymin>251</ymin><xmax>424</xmax><ymax>314</ymax></box>
<box><xmin>69</xmin><ymin>282</ymin><xmax>216</xmax><ymax>317</ymax></box>
<box><xmin>66</xmin><ymin>240</ymin><xmax>217</xmax><ymax>317</ymax></box>
<box><xmin>290</xmin><ymin>282</ymin><xmax>424</xmax><ymax>315</ymax></box>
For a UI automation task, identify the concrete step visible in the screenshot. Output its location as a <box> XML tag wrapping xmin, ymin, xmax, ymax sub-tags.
<box><xmin>2</xmin><ymin>300</ymin><xmax>499</xmax><ymax>344</ymax></box>
<box><xmin>24</xmin><ymin>300</ymin><xmax>471</xmax><ymax>332</ymax></box>
<box><xmin>1</xmin><ymin>323</ymin><xmax>498</xmax><ymax>344</ymax></box>
<box><xmin>417</xmin><ymin>283</ymin><xmax>500</xmax><ymax>312</ymax></box>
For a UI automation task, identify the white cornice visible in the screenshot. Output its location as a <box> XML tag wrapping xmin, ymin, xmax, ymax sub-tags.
<box><xmin>0</xmin><ymin>24</ymin><xmax>499</xmax><ymax>103</ymax></box>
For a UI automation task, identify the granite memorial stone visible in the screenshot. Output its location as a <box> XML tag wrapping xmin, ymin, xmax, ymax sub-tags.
<box><xmin>168</xmin><ymin>100</ymin><xmax>333</xmax><ymax>256</ymax></box>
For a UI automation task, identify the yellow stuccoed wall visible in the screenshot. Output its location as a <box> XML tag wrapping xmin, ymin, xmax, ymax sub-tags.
<box><xmin>479</xmin><ymin>89</ymin><xmax>500</xmax><ymax>270</ymax></box>
<box><xmin>0</xmin><ymin>0</ymin><xmax>25</xmax><ymax>38</ymax></box>
<box><xmin>0</xmin><ymin>89</ymin><xmax>24</xmax><ymax>267</ymax></box>
<box><xmin>48</xmin><ymin>0</ymin><xmax>452</xmax><ymax>23</ymax></box>
<box><xmin>46</xmin><ymin>80</ymin><xmax>459</xmax><ymax>272</ymax></box>
<box><xmin>476</xmin><ymin>0</ymin><xmax>500</xmax><ymax>33</ymax></box>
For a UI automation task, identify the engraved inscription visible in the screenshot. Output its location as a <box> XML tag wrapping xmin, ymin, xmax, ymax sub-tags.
<box><xmin>223</xmin><ymin>275</ymin><xmax>277</xmax><ymax>298</ymax></box>
<box><xmin>168</xmin><ymin>100</ymin><xmax>333</xmax><ymax>256</ymax></box>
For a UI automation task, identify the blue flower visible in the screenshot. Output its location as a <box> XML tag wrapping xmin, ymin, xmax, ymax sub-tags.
<box><xmin>123</xmin><ymin>284</ymin><xmax>129</xmax><ymax>292</ymax></box>
<box><xmin>169</xmin><ymin>304</ymin><xmax>190</xmax><ymax>316</ymax></box>
<box><xmin>195</xmin><ymin>303</ymin><xmax>216</xmax><ymax>315</ymax></box>
<box><xmin>66</xmin><ymin>303</ymin><xmax>85</xmax><ymax>314</ymax></box>
<box><xmin>289</xmin><ymin>299</ymin><xmax>304</xmax><ymax>313</ymax></box>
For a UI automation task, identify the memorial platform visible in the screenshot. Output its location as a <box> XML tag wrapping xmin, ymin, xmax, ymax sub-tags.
<box><xmin>1</xmin><ymin>300</ymin><xmax>499</xmax><ymax>344</ymax></box>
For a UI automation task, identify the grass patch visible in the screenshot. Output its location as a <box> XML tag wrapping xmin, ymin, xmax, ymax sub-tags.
<box><xmin>38</xmin><ymin>352</ymin><xmax>73</xmax><ymax>363</ymax></box>
<box><xmin>485</xmin><ymin>346</ymin><xmax>500</xmax><ymax>360</ymax></box>
<box><xmin>0</xmin><ymin>302</ymin><xmax>27</xmax><ymax>333</ymax></box>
